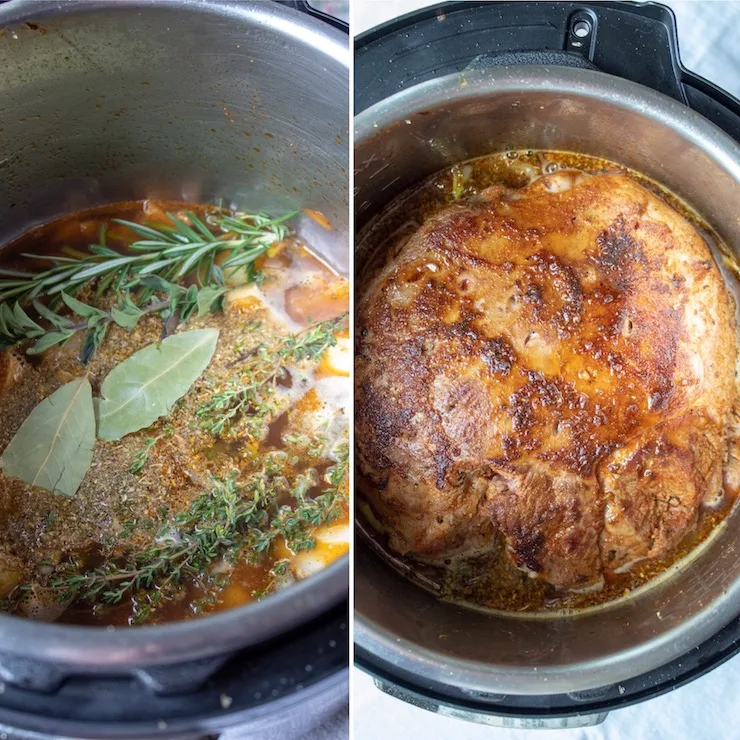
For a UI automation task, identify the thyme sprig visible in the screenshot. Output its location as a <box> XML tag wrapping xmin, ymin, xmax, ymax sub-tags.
<box><xmin>129</xmin><ymin>426</ymin><xmax>175</xmax><ymax>475</ymax></box>
<box><xmin>0</xmin><ymin>210</ymin><xmax>294</xmax><ymax>356</ymax></box>
<box><xmin>52</xmin><ymin>440</ymin><xmax>349</xmax><ymax>612</ymax></box>
<box><xmin>270</xmin><ymin>439</ymin><xmax>349</xmax><ymax>554</ymax></box>
<box><xmin>198</xmin><ymin>312</ymin><xmax>348</xmax><ymax>437</ymax></box>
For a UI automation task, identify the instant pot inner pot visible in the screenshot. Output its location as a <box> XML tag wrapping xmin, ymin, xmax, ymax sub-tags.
<box><xmin>355</xmin><ymin>67</ymin><xmax>740</xmax><ymax>695</ymax></box>
<box><xmin>0</xmin><ymin>1</ymin><xmax>349</xmax><ymax>735</ymax></box>
<box><xmin>0</xmin><ymin>0</ymin><xmax>350</xmax><ymax>672</ymax></box>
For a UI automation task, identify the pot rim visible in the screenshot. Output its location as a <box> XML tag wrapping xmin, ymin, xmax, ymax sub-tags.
<box><xmin>0</xmin><ymin>0</ymin><xmax>349</xmax><ymax>668</ymax></box>
<box><xmin>1</xmin><ymin>0</ymin><xmax>350</xmax><ymax>66</ymax></box>
<box><xmin>355</xmin><ymin>65</ymin><xmax>740</xmax><ymax>190</ymax></box>
<box><xmin>354</xmin><ymin>65</ymin><xmax>740</xmax><ymax>694</ymax></box>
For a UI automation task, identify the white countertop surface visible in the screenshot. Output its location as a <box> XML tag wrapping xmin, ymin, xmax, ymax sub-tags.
<box><xmin>351</xmin><ymin>1</ymin><xmax>740</xmax><ymax>738</ymax></box>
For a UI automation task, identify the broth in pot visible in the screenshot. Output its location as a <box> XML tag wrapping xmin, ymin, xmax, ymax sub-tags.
<box><xmin>0</xmin><ymin>201</ymin><xmax>349</xmax><ymax>626</ymax></box>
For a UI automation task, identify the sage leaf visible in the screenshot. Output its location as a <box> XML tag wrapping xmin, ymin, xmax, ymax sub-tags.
<box><xmin>12</xmin><ymin>303</ymin><xmax>43</xmax><ymax>333</ymax></box>
<box><xmin>27</xmin><ymin>330</ymin><xmax>75</xmax><ymax>355</ymax></box>
<box><xmin>196</xmin><ymin>286</ymin><xmax>227</xmax><ymax>317</ymax></box>
<box><xmin>110</xmin><ymin>305</ymin><xmax>141</xmax><ymax>329</ymax></box>
<box><xmin>0</xmin><ymin>303</ymin><xmax>13</xmax><ymax>335</ymax></box>
<box><xmin>111</xmin><ymin>294</ymin><xmax>144</xmax><ymax>329</ymax></box>
<box><xmin>96</xmin><ymin>328</ymin><xmax>219</xmax><ymax>441</ymax></box>
<box><xmin>81</xmin><ymin>323</ymin><xmax>108</xmax><ymax>365</ymax></box>
<box><xmin>0</xmin><ymin>377</ymin><xmax>95</xmax><ymax>496</ymax></box>
<box><xmin>61</xmin><ymin>292</ymin><xmax>107</xmax><ymax>322</ymax></box>
<box><xmin>32</xmin><ymin>300</ymin><xmax>73</xmax><ymax>330</ymax></box>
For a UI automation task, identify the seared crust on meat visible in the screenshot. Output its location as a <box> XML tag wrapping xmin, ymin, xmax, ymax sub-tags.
<box><xmin>356</xmin><ymin>173</ymin><xmax>737</xmax><ymax>591</ymax></box>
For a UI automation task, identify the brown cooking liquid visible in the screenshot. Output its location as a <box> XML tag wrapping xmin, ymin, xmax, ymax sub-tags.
<box><xmin>357</xmin><ymin>150</ymin><xmax>739</xmax><ymax>614</ymax></box>
<box><xmin>0</xmin><ymin>201</ymin><xmax>349</xmax><ymax>626</ymax></box>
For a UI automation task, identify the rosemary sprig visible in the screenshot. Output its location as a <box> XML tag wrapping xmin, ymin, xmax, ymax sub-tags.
<box><xmin>198</xmin><ymin>312</ymin><xmax>348</xmax><ymax>436</ymax></box>
<box><xmin>0</xmin><ymin>209</ymin><xmax>294</xmax><ymax>356</ymax></box>
<box><xmin>0</xmin><ymin>211</ymin><xmax>292</xmax><ymax>303</ymax></box>
<box><xmin>51</xmin><ymin>440</ymin><xmax>349</xmax><ymax>611</ymax></box>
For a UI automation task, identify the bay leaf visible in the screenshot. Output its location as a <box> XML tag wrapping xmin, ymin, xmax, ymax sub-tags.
<box><xmin>96</xmin><ymin>328</ymin><xmax>219</xmax><ymax>441</ymax></box>
<box><xmin>0</xmin><ymin>377</ymin><xmax>95</xmax><ymax>497</ymax></box>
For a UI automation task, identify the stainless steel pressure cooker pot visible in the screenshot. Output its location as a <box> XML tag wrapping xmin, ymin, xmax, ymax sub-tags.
<box><xmin>355</xmin><ymin>0</ymin><xmax>740</xmax><ymax>727</ymax></box>
<box><xmin>0</xmin><ymin>1</ymin><xmax>349</xmax><ymax>736</ymax></box>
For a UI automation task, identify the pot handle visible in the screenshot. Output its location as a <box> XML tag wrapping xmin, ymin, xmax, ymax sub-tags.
<box><xmin>272</xmin><ymin>0</ymin><xmax>348</xmax><ymax>33</ymax></box>
<box><xmin>373</xmin><ymin>678</ymin><xmax>609</xmax><ymax>730</ymax></box>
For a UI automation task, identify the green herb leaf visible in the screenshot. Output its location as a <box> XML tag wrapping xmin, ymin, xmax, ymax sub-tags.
<box><xmin>50</xmin><ymin>433</ymin><xmax>343</xmax><ymax>612</ymax></box>
<box><xmin>96</xmin><ymin>328</ymin><xmax>219</xmax><ymax>441</ymax></box>
<box><xmin>0</xmin><ymin>209</ymin><xmax>287</xmax><ymax>356</ymax></box>
<box><xmin>197</xmin><ymin>314</ymin><xmax>345</xmax><ymax>437</ymax></box>
<box><xmin>32</xmin><ymin>300</ymin><xmax>73</xmax><ymax>330</ymax></box>
<box><xmin>130</xmin><ymin>437</ymin><xmax>158</xmax><ymax>474</ymax></box>
<box><xmin>0</xmin><ymin>210</ymin><xmax>287</xmax><ymax>307</ymax></box>
<box><xmin>196</xmin><ymin>285</ymin><xmax>227</xmax><ymax>317</ymax></box>
<box><xmin>110</xmin><ymin>304</ymin><xmax>142</xmax><ymax>329</ymax></box>
<box><xmin>12</xmin><ymin>303</ymin><xmax>43</xmax><ymax>333</ymax></box>
<box><xmin>0</xmin><ymin>377</ymin><xmax>95</xmax><ymax>496</ymax></box>
<box><xmin>81</xmin><ymin>323</ymin><xmax>108</xmax><ymax>365</ymax></box>
<box><xmin>27</xmin><ymin>329</ymin><xmax>75</xmax><ymax>354</ymax></box>
<box><xmin>61</xmin><ymin>292</ymin><xmax>106</xmax><ymax>321</ymax></box>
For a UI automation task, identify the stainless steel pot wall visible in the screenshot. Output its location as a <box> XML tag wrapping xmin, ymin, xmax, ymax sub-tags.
<box><xmin>0</xmin><ymin>0</ymin><xmax>348</xmax><ymax>668</ymax></box>
<box><xmin>355</xmin><ymin>66</ymin><xmax>740</xmax><ymax>695</ymax></box>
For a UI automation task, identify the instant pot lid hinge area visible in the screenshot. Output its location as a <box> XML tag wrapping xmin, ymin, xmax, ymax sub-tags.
<box><xmin>354</xmin><ymin>1</ymin><xmax>740</xmax><ymax>142</ymax></box>
<box><xmin>563</xmin><ymin>7</ymin><xmax>598</xmax><ymax>60</ymax></box>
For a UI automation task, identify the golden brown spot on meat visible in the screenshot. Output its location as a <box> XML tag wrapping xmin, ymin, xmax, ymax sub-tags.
<box><xmin>594</xmin><ymin>216</ymin><xmax>644</xmax><ymax>268</ymax></box>
<box><xmin>518</xmin><ymin>251</ymin><xmax>584</xmax><ymax>333</ymax></box>
<box><xmin>356</xmin><ymin>380</ymin><xmax>406</xmax><ymax>469</ymax></box>
<box><xmin>511</xmin><ymin>530</ymin><xmax>545</xmax><ymax>572</ymax></box>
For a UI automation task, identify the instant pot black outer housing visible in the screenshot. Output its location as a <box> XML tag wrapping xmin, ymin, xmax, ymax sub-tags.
<box><xmin>355</xmin><ymin>0</ymin><xmax>740</xmax><ymax>727</ymax></box>
<box><xmin>0</xmin><ymin>605</ymin><xmax>349</xmax><ymax>740</ymax></box>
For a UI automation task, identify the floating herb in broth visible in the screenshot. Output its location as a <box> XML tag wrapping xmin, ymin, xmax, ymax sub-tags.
<box><xmin>0</xmin><ymin>201</ymin><xmax>349</xmax><ymax>625</ymax></box>
<box><xmin>197</xmin><ymin>313</ymin><xmax>346</xmax><ymax>437</ymax></box>
<box><xmin>96</xmin><ymin>328</ymin><xmax>219</xmax><ymax>441</ymax></box>
<box><xmin>0</xmin><ymin>377</ymin><xmax>95</xmax><ymax>497</ymax></box>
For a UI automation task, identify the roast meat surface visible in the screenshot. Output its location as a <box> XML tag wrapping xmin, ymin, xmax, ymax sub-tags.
<box><xmin>356</xmin><ymin>173</ymin><xmax>737</xmax><ymax>591</ymax></box>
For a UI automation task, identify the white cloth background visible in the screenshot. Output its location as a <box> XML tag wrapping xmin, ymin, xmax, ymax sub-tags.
<box><xmin>351</xmin><ymin>1</ymin><xmax>740</xmax><ymax>738</ymax></box>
